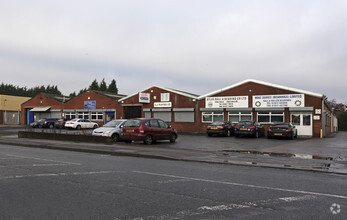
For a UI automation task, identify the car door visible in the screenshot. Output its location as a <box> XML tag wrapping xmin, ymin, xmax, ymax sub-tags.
<box><xmin>85</xmin><ymin>119</ymin><xmax>93</xmax><ymax>128</ymax></box>
<box><xmin>148</xmin><ymin>119</ymin><xmax>161</xmax><ymax>140</ymax></box>
<box><xmin>158</xmin><ymin>119</ymin><xmax>171</xmax><ymax>139</ymax></box>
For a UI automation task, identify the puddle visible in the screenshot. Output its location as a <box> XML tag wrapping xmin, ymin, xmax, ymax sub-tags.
<box><xmin>221</xmin><ymin>150</ymin><xmax>338</xmax><ymax>161</ymax></box>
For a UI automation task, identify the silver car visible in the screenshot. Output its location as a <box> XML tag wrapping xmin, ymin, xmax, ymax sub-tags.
<box><xmin>92</xmin><ymin>119</ymin><xmax>127</xmax><ymax>142</ymax></box>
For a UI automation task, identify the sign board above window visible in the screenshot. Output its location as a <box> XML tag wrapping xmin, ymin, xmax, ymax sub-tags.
<box><xmin>205</xmin><ymin>96</ymin><xmax>248</xmax><ymax>108</ymax></box>
<box><xmin>84</xmin><ymin>101</ymin><xmax>96</xmax><ymax>109</ymax></box>
<box><xmin>253</xmin><ymin>94</ymin><xmax>305</xmax><ymax>108</ymax></box>
<box><xmin>139</xmin><ymin>93</ymin><xmax>150</xmax><ymax>103</ymax></box>
<box><xmin>154</xmin><ymin>102</ymin><xmax>172</xmax><ymax>108</ymax></box>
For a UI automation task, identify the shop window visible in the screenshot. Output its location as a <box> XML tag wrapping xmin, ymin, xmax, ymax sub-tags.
<box><xmin>91</xmin><ymin>112</ymin><xmax>103</xmax><ymax>120</ymax></box>
<box><xmin>202</xmin><ymin>111</ymin><xmax>224</xmax><ymax>123</ymax></box>
<box><xmin>65</xmin><ymin>112</ymin><xmax>76</xmax><ymax>120</ymax></box>
<box><xmin>257</xmin><ymin>111</ymin><xmax>284</xmax><ymax>123</ymax></box>
<box><xmin>78</xmin><ymin>112</ymin><xmax>89</xmax><ymax>119</ymax></box>
<box><xmin>303</xmin><ymin>114</ymin><xmax>311</xmax><ymax>126</ymax></box>
<box><xmin>228</xmin><ymin>111</ymin><xmax>252</xmax><ymax>123</ymax></box>
<box><xmin>291</xmin><ymin>114</ymin><xmax>300</xmax><ymax>125</ymax></box>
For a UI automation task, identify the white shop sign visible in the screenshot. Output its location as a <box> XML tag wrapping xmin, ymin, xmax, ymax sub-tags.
<box><xmin>206</xmin><ymin>96</ymin><xmax>248</xmax><ymax>108</ymax></box>
<box><xmin>253</xmin><ymin>94</ymin><xmax>305</xmax><ymax>108</ymax></box>
<box><xmin>139</xmin><ymin>93</ymin><xmax>150</xmax><ymax>103</ymax></box>
<box><xmin>154</xmin><ymin>102</ymin><xmax>172</xmax><ymax>108</ymax></box>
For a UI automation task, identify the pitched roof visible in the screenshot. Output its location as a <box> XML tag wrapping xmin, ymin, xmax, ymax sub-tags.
<box><xmin>91</xmin><ymin>90</ymin><xmax>127</xmax><ymax>100</ymax></box>
<box><xmin>119</xmin><ymin>85</ymin><xmax>199</xmax><ymax>102</ymax></box>
<box><xmin>198</xmin><ymin>79</ymin><xmax>323</xmax><ymax>99</ymax></box>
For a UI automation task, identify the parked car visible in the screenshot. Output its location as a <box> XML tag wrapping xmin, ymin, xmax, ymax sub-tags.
<box><xmin>65</xmin><ymin>119</ymin><xmax>99</xmax><ymax>130</ymax></box>
<box><xmin>234</xmin><ymin>121</ymin><xmax>265</xmax><ymax>138</ymax></box>
<box><xmin>41</xmin><ymin>118</ymin><xmax>59</xmax><ymax>128</ymax></box>
<box><xmin>207</xmin><ymin>121</ymin><xmax>235</xmax><ymax>137</ymax></box>
<box><xmin>121</xmin><ymin>118</ymin><xmax>177</xmax><ymax>144</ymax></box>
<box><xmin>268</xmin><ymin>123</ymin><xmax>297</xmax><ymax>139</ymax></box>
<box><xmin>92</xmin><ymin>119</ymin><xmax>127</xmax><ymax>142</ymax></box>
<box><xmin>54</xmin><ymin>119</ymin><xmax>69</xmax><ymax>129</ymax></box>
<box><xmin>30</xmin><ymin>118</ymin><xmax>46</xmax><ymax>128</ymax></box>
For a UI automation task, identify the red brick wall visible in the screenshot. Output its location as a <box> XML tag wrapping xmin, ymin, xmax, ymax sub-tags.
<box><xmin>64</xmin><ymin>91</ymin><xmax>119</xmax><ymax>111</ymax></box>
<box><xmin>21</xmin><ymin>94</ymin><xmax>64</xmax><ymax>125</ymax></box>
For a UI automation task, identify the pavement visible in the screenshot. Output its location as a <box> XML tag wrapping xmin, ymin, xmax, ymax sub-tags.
<box><xmin>0</xmin><ymin>129</ymin><xmax>346</xmax><ymax>175</ymax></box>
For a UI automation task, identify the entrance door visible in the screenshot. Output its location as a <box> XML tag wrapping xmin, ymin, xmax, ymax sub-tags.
<box><xmin>291</xmin><ymin>113</ymin><xmax>312</xmax><ymax>137</ymax></box>
<box><xmin>105</xmin><ymin>112</ymin><xmax>115</xmax><ymax>123</ymax></box>
<box><xmin>124</xmin><ymin>106</ymin><xmax>142</xmax><ymax>119</ymax></box>
<box><xmin>26</xmin><ymin>109</ymin><xmax>35</xmax><ymax>124</ymax></box>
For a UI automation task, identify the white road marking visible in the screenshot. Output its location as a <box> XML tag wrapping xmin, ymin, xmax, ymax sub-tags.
<box><xmin>4</xmin><ymin>154</ymin><xmax>81</xmax><ymax>165</ymax></box>
<box><xmin>0</xmin><ymin>171</ymin><xmax>118</xmax><ymax>180</ymax></box>
<box><xmin>133</xmin><ymin>171</ymin><xmax>347</xmax><ymax>199</ymax></box>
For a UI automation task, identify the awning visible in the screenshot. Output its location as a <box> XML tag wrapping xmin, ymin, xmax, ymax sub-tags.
<box><xmin>30</xmin><ymin>106</ymin><xmax>51</xmax><ymax>112</ymax></box>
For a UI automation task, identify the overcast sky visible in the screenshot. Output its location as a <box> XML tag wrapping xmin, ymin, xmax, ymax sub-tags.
<box><xmin>1</xmin><ymin>0</ymin><xmax>346</xmax><ymax>103</ymax></box>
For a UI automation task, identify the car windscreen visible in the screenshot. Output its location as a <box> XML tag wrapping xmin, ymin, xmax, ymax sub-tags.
<box><xmin>104</xmin><ymin>120</ymin><xmax>123</xmax><ymax>127</ymax></box>
<box><xmin>238</xmin><ymin>122</ymin><xmax>252</xmax><ymax>127</ymax></box>
<box><xmin>123</xmin><ymin>120</ymin><xmax>141</xmax><ymax>127</ymax></box>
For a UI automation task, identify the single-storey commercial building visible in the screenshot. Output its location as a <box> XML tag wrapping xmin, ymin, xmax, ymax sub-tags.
<box><xmin>21</xmin><ymin>93</ymin><xmax>70</xmax><ymax>125</ymax></box>
<box><xmin>21</xmin><ymin>79</ymin><xmax>337</xmax><ymax>138</ymax></box>
<box><xmin>21</xmin><ymin>91</ymin><xmax>125</xmax><ymax>125</ymax></box>
<box><xmin>196</xmin><ymin>79</ymin><xmax>336</xmax><ymax>137</ymax></box>
<box><xmin>118</xmin><ymin>80</ymin><xmax>336</xmax><ymax>137</ymax></box>
<box><xmin>118</xmin><ymin>86</ymin><xmax>199</xmax><ymax>132</ymax></box>
<box><xmin>63</xmin><ymin>90</ymin><xmax>126</xmax><ymax>124</ymax></box>
<box><xmin>0</xmin><ymin>94</ymin><xmax>31</xmax><ymax>125</ymax></box>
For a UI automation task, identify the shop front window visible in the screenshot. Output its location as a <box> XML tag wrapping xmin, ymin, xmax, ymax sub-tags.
<box><xmin>228</xmin><ymin>111</ymin><xmax>252</xmax><ymax>123</ymax></box>
<box><xmin>91</xmin><ymin>112</ymin><xmax>103</xmax><ymax>120</ymax></box>
<box><xmin>257</xmin><ymin>111</ymin><xmax>284</xmax><ymax>123</ymax></box>
<box><xmin>202</xmin><ymin>112</ymin><xmax>224</xmax><ymax>123</ymax></box>
<box><xmin>78</xmin><ymin>112</ymin><xmax>89</xmax><ymax>119</ymax></box>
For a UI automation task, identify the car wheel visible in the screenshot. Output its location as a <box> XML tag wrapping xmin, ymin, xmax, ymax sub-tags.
<box><xmin>76</xmin><ymin>125</ymin><xmax>81</xmax><ymax>130</ymax></box>
<box><xmin>49</xmin><ymin>124</ymin><xmax>54</xmax><ymax>129</ymax></box>
<box><xmin>124</xmin><ymin>140</ymin><xmax>132</xmax><ymax>143</ymax></box>
<box><xmin>169</xmin><ymin>134</ymin><xmax>177</xmax><ymax>143</ymax></box>
<box><xmin>267</xmin><ymin>135</ymin><xmax>272</xmax><ymax>139</ymax></box>
<box><xmin>207</xmin><ymin>133</ymin><xmax>212</xmax><ymax>137</ymax></box>
<box><xmin>93</xmin><ymin>124</ymin><xmax>98</xmax><ymax>129</ymax></box>
<box><xmin>111</xmin><ymin>133</ymin><xmax>120</xmax><ymax>142</ymax></box>
<box><xmin>235</xmin><ymin>134</ymin><xmax>239</xmax><ymax>138</ymax></box>
<box><xmin>144</xmin><ymin>135</ymin><xmax>153</xmax><ymax>145</ymax></box>
<box><xmin>226</xmin><ymin>130</ymin><xmax>231</xmax><ymax>137</ymax></box>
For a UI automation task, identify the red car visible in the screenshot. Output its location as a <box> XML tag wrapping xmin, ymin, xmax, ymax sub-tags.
<box><xmin>121</xmin><ymin>118</ymin><xmax>178</xmax><ymax>144</ymax></box>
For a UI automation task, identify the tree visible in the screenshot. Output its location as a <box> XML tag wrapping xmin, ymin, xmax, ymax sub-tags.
<box><xmin>99</xmin><ymin>78</ymin><xmax>107</xmax><ymax>91</ymax></box>
<box><xmin>89</xmin><ymin>79</ymin><xmax>99</xmax><ymax>90</ymax></box>
<box><xmin>107</xmin><ymin>79</ymin><xmax>118</xmax><ymax>94</ymax></box>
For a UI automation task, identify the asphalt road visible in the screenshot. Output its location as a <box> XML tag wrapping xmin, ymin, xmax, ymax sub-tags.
<box><xmin>0</xmin><ymin>143</ymin><xmax>346</xmax><ymax>220</ymax></box>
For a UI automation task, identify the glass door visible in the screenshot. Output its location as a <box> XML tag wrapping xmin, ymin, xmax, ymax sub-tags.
<box><xmin>291</xmin><ymin>113</ymin><xmax>312</xmax><ymax>136</ymax></box>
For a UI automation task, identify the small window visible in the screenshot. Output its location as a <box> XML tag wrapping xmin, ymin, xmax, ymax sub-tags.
<box><xmin>161</xmin><ymin>93</ymin><xmax>170</xmax><ymax>102</ymax></box>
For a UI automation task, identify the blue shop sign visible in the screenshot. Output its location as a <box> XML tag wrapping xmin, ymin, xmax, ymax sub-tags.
<box><xmin>84</xmin><ymin>101</ymin><xmax>96</xmax><ymax>109</ymax></box>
